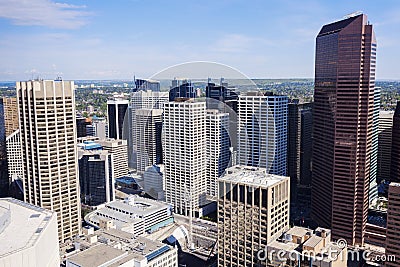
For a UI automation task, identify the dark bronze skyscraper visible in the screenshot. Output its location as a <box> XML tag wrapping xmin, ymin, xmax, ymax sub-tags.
<box><xmin>311</xmin><ymin>14</ymin><xmax>376</xmax><ymax>246</ymax></box>
<box><xmin>390</xmin><ymin>102</ymin><xmax>400</xmax><ymax>182</ymax></box>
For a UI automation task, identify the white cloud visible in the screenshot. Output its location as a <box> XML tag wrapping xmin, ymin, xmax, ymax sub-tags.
<box><xmin>0</xmin><ymin>0</ymin><xmax>90</xmax><ymax>29</ymax></box>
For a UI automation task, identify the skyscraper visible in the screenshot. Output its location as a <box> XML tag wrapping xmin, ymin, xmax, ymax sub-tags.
<box><xmin>78</xmin><ymin>149</ymin><xmax>115</xmax><ymax>206</ymax></box>
<box><xmin>134</xmin><ymin>78</ymin><xmax>160</xmax><ymax>92</ymax></box>
<box><xmin>287</xmin><ymin>100</ymin><xmax>313</xmax><ymax>202</ymax></box>
<box><xmin>135</xmin><ymin>109</ymin><xmax>163</xmax><ymax>173</ymax></box>
<box><xmin>3</xmin><ymin>97</ymin><xmax>23</xmax><ymax>198</ymax></box>
<box><xmin>390</xmin><ymin>102</ymin><xmax>400</xmax><ymax>183</ymax></box>
<box><xmin>163</xmin><ymin>99</ymin><xmax>207</xmax><ymax>217</ymax></box>
<box><xmin>98</xmin><ymin>139</ymin><xmax>129</xmax><ymax>179</ymax></box>
<box><xmin>0</xmin><ymin>98</ymin><xmax>8</xmax><ymax>197</ymax></box>
<box><xmin>385</xmin><ymin>182</ymin><xmax>400</xmax><ymax>267</ymax></box>
<box><xmin>217</xmin><ymin>165</ymin><xmax>290</xmax><ymax>267</ymax></box>
<box><xmin>311</xmin><ymin>14</ymin><xmax>376</xmax><ymax>245</ymax></box>
<box><xmin>107</xmin><ymin>98</ymin><xmax>129</xmax><ymax>140</ymax></box>
<box><xmin>206</xmin><ymin>109</ymin><xmax>230</xmax><ymax>197</ymax></box>
<box><xmin>377</xmin><ymin>111</ymin><xmax>394</xmax><ymax>182</ymax></box>
<box><xmin>369</xmin><ymin>88</ymin><xmax>380</xmax><ymax>204</ymax></box>
<box><xmin>129</xmin><ymin>90</ymin><xmax>169</xmax><ymax>169</ymax></box>
<box><xmin>237</xmin><ymin>92</ymin><xmax>288</xmax><ymax>176</ymax></box>
<box><xmin>17</xmin><ymin>80</ymin><xmax>81</xmax><ymax>241</ymax></box>
<box><xmin>168</xmin><ymin>78</ymin><xmax>196</xmax><ymax>101</ymax></box>
<box><xmin>206</xmin><ymin>79</ymin><xmax>239</xmax><ymax>113</ymax></box>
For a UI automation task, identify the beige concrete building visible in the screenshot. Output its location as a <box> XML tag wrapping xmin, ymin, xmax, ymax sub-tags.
<box><xmin>99</xmin><ymin>139</ymin><xmax>129</xmax><ymax>179</ymax></box>
<box><xmin>17</xmin><ymin>80</ymin><xmax>81</xmax><ymax>242</ymax></box>
<box><xmin>217</xmin><ymin>165</ymin><xmax>290</xmax><ymax>267</ymax></box>
<box><xmin>2</xmin><ymin>97</ymin><xmax>19</xmax><ymax>137</ymax></box>
<box><xmin>386</xmin><ymin>182</ymin><xmax>400</xmax><ymax>267</ymax></box>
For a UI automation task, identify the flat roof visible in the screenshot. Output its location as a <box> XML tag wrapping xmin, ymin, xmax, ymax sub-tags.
<box><xmin>286</xmin><ymin>226</ymin><xmax>311</xmax><ymax>237</ymax></box>
<box><xmin>303</xmin><ymin>236</ymin><xmax>323</xmax><ymax>248</ymax></box>
<box><xmin>219</xmin><ymin>165</ymin><xmax>288</xmax><ymax>188</ymax></box>
<box><xmin>0</xmin><ymin>198</ymin><xmax>56</xmax><ymax>257</ymax></box>
<box><xmin>67</xmin><ymin>244</ymin><xmax>127</xmax><ymax>267</ymax></box>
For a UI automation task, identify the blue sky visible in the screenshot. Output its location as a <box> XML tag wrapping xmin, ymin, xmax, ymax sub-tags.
<box><xmin>0</xmin><ymin>0</ymin><xmax>399</xmax><ymax>80</ymax></box>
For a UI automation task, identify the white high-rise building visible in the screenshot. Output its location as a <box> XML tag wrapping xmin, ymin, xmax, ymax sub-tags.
<box><xmin>237</xmin><ymin>92</ymin><xmax>288</xmax><ymax>176</ymax></box>
<box><xmin>217</xmin><ymin>165</ymin><xmax>290</xmax><ymax>267</ymax></box>
<box><xmin>206</xmin><ymin>110</ymin><xmax>230</xmax><ymax>197</ymax></box>
<box><xmin>163</xmin><ymin>100</ymin><xmax>207</xmax><ymax>217</ymax></box>
<box><xmin>17</xmin><ymin>80</ymin><xmax>81</xmax><ymax>242</ymax></box>
<box><xmin>5</xmin><ymin>129</ymin><xmax>23</xmax><ymax>181</ymax></box>
<box><xmin>130</xmin><ymin>90</ymin><xmax>169</xmax><ymax>168</ymax></box>
<box><xmin>98</xmin><ymin>139</ymin><xmax>129</xmax><ymax>179</ymax></box>
<box><xmin>135</xmin><ymin>109</ymin><xmax>163</xmax><ymax>173</ymax></box>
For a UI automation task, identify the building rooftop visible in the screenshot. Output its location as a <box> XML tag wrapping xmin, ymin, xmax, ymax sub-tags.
<box><xmin>286</xmin><ymin>226</ymin><xmax>311</xmax><ymax>237</ymax></box>
<box><xmin>219</xmin><ymin>165</ymin><xmax>288</xmax><ymax>188</ymax></box>
<box><xmin>0</xmin><ymin>198</ymin><xmax>56</xmax><ymax>257</ymax></box>
<box><xmin>303</xmin><ymin>235</ymin><xmax>323</xmax><ymax>248</ymax></box>
<box><xmin>318</xmin><ymin>14</ymin><xmax>362</xmax><ymax>36</ymax></box>
<box><xmin>67</xmin><ymin>243</ymin><xmax>127</xmax><ymax>267</ymax></box>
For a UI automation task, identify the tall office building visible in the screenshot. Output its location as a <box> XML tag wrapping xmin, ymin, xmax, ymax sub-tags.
<box><xmin>78</xmin><ymin>149</ymin><xmax>115</xmax><ymax>206</ymax></box>
<box><xmin>134</xmin><ymin>78</ymin><xmax>160</xmax><ymax>92</ymax></box>
<box><xmin>169</xmin><ymin>78</ymin><xmax>196</xmax><ymax>101</ymax></box>
<box><xmin>217</xmin><ymin>165</ymin><xmax>290</xmax><ymax>267</ymax></box>
<box><xmin>369</xmin><ymin>88</ymin><xmax>380</xmax><ymax>204</ymax></box>
<box><xmin>5</xmin><ymin>130</ymin><xmax>23</xmax><ymax>182</ymax></box>
<box><xmin>98</xmin><ymin>139</ymin><xmax>129</xmax><ymax>179</ymax></box>
<box><xmin>17</xmin><ymin>80</ymin><xmax>81</xmax><ymax>241</ymax></box>
<box><xmin>86</xmin><ymin>117</ymin><xmax>108</xmax><ymax>140</ymax></box>
<box><xmin>129</xmin><ymin>90</ymin><xmax>169</xmax><ymax>169</ymax></box>
<box><xmin>390</xmin><ymin>102</ymin><xmax>400</xmax><ymax>183</ymax></box>
<box><xmin>206</xmin><ymin>79</ymin><xmax>239</xmax><ymax>113</ymax></box>
<box><xmin>0</xmin><ymin>98</ymin><xmax>8</xmax><ymax>197</ymax></box>
<box><xmin>3</xmin><ymin>98</ymin><xmax>23</xmax><ymax>198</ymax></box>
<box><xmin>76</xmin><ymin>116</ymin><xmax>88</xmax><ymax>138</ymax></box>
<box><xmin>107</xmin><ymin>98</ymin><xmax>129</xmax><ymax>140</ymax></box>
<box><xmin>377</xmin><ymin>111</ymin><xmax>394</xmax><ymax>182</ymax></box>
<box><xmin>287</xmin><ymin>100</ymin><xmax>313</xmax><ymax>202</ymax></box>
<box><xmin>237</xmin><ymin>92</ymin><xmax>288</xmax><ymax>176</ymax></box>
<box><xmin>206</xmin><ymin>110</ymin><xmax>230</xmax><ymax>197</ymax></box>
<box><xmin>386</xmin><ymin>183</ymin><xmax>400</xmax><ymax>267</ymax></box>
<box><xmin>163</xmin><ymin>99</ymin><xmax>207</xmax><ymax>216</ymax></box>
<box><xmin>135</xmin><ymin>109</ymin><xmax>163</xmax><ymax>173</ymax></box>
<box><xmin>311</xmin><ymin>14</ymin><xmax>376</xmax><ymax>245</ymax></box>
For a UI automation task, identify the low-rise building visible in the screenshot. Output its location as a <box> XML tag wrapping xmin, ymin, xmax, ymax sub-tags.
<box><xmin>266</xmin><ymin>226</ymin><xmax>347</xmax><ymax>267</ymax></box>
<box><xmin>65</xmin><ymin>228</ymin><xmax>178</xmax><ymax>267</ymax></box>
<box><xmin>85</xmin><ymin>195</ymin><xmax>174</xmax><ymax>236</ymax></box>
<box><xmin>0</xmin><ymin>198</ymin><xmax>59</xmax><ymax>267</ymax></box>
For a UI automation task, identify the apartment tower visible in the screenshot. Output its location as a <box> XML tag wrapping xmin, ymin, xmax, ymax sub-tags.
<box><xmin>311</xmin><ymin>14</ymin><xmax>376</xmax><ymax>245</ymax></box>
<box><xmin>17</xmin><ymin>80</ymin><xmax>81</xmax><ymax>241</ymax></box>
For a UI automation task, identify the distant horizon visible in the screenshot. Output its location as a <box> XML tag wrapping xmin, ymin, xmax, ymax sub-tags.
<box><xmin>1</xmin><ymin>78</ymin><xmax>400</xmax><ymax>83</ymax></box>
